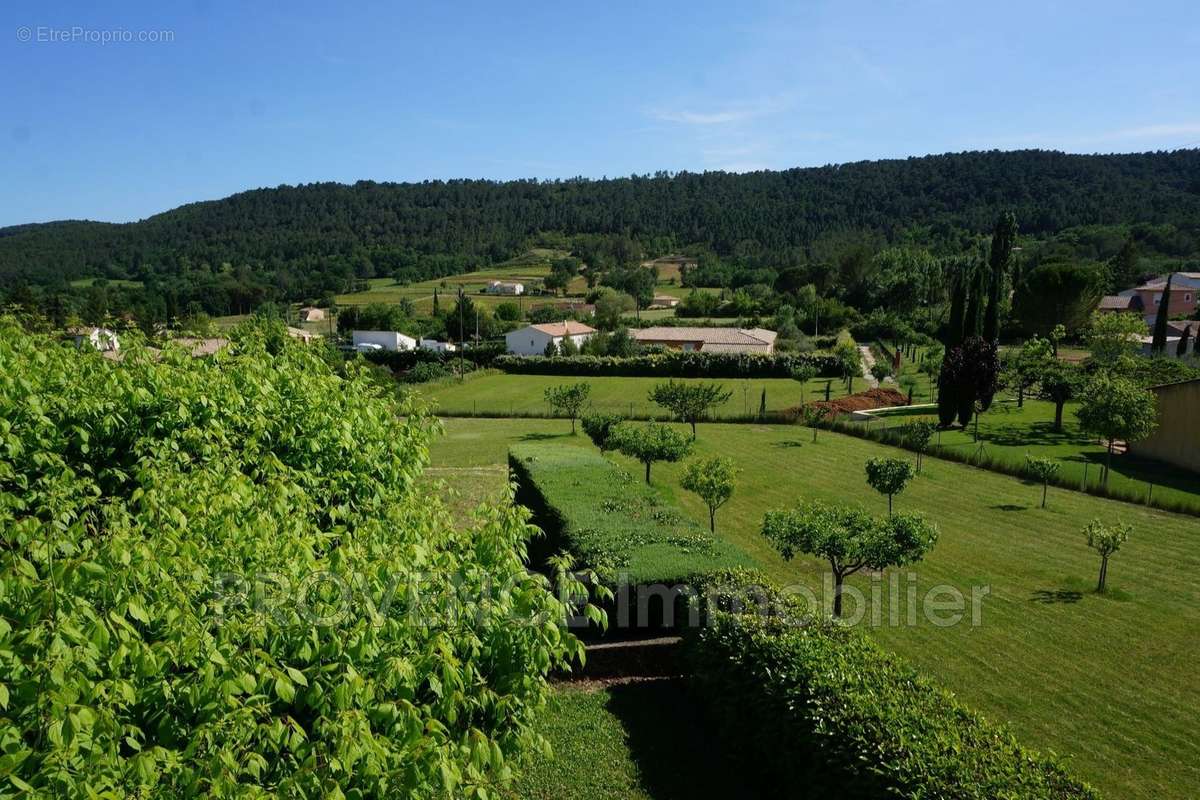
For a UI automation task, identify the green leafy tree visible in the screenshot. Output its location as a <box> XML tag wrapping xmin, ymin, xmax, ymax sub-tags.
<box><xmin>1085</xmin><ymin>311</ymin><xmax>1146</xmax><ymax>366</ymax></box>
<box><xmin>592</xmin><ymin>288</ymin><xmax>636</xmax><ymax>330</ymax></box>
<box><xmin>1084</xmin><ymin>519</ymin><xmax>1132</xmax><ymax>592</ymax></box>
<box><xmin>1049</xmin><ymin>323</ymin><xmax>1067</xmax><ymax>356</ymax></box>
<box><xmin>900</xmin><ymin>420</ymin><xmax>937</xmax><ymax>473</ymax></box>
<box><xmin>648</xmin><ymin>380</ymin><xmax>733</xmax><ymax>439</ymax></box>
<box><xmin>611</xmin><ymin>422</ymin><xmax>693</xmax><ymax>484</ymax></box>
<box><xmin>870</xmin><ymin>363</ymin><xmax>892</xmax><ymax>384</ymax></box>
<box><xmin>1005</xmin><ymin>335</ymin><xmax>1054</xmax><ymax>407</ymax></box>
<box><xmin>801</xmin><ymin>404</ymin><xmax>826</xmax><ymax>442</ymax></box>
<box><xmin>865</xmin><ymin>456</ymin><xmax>916</xmax><ymax>514</ymax></box>
<box><xmin>681</xmin><ymin>456</ymin><xmax>738</xmax><ymax>533</ymax></box>
<box><xmin>761</xmin><ymin>501</ymin><xmax>939</xmax><ymax>617</ymax></box>
<box><xmin>790</xmin><ymin>363</ymin><xmax>818</xmax><ymax>406</ymax></box>
<box><xmin>0</xmin><ymin>317</ymin><xmax>591</xmax><ymax>796</ymax></box>
<box><xmin>1075</xmin><ymin>374</ymin><xmax>1158</xmax><ymax>483</ymax></box>
<box><xmin>581</xmin><ymin>412</ymin><xmax>623</xmax><ymax>451</ymax></box>
<box><xmin>1025</xmin><ymin>456</ymin><xmax>1060</xmax><ymax>508</ymax></box>
<box><xmin>544</xmin><ymin>382</ymin><xmax>592</xmax><ymax>434</ymax></box>
<box><xmin>1037</xmin><ymin>360</ymin><xmax>1081</xmax><ymax>431</ymax></box>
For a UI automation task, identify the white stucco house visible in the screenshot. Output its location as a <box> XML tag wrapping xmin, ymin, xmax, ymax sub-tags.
<box><xmin>505</xmin><ymin>321</ymin><xmax>596</xmax><ymax>355</ymax></box>
<box><xmin>352</xmin><ymin>330</ymin><xmax>417</xmax><ymax>352</ymax></box>
<box><xmin>419</xmin><ymin>338</ymin><xmax>457</xmax><ymax>353</ymax></box>
<box><xmin>484</xmin><ymin>281</ymin><xmax>525</xmax><ymax>296</ymax></box>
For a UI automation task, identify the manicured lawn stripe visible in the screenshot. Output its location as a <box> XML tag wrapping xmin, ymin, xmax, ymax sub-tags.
<box><xmin>431</xmin><ymin>417</ymin><xmax>1200</xmax><ymax>800</ymax></box>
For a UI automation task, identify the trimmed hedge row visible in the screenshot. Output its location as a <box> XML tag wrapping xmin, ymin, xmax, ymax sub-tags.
<box><xmin>684</xmin><ymin>573</ymin><xmax>1100</xmax><ymax>800</ymax></box>
<box><xmin>362</xmin><ymin>342</ymin><xmax>504</xmax><ymax>371</ymax></box>
<box><xmin>494</xmin><ymin>350</ymin><xmax>840</xmax><ymax>378</ymax></box>
<box><xmin>508</xmin><ymin>443</ymin><xmax>752</xmax><ymax>586</ymax></box>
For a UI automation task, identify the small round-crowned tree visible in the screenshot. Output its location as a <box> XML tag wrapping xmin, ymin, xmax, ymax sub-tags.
<box><xmin>681</xmin><ymin>456</ymin><xmax>738</xmax><ymax>533</ymax></box>
<box><xmin>865</xmin><ymin>456</ymin><xmax>916</xmax><ymax>515</ymax></box>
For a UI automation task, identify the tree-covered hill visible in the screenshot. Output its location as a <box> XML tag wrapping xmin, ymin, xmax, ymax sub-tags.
<box><xmin>3</xmin><ymin>148</ymin><xmax>1199</xmax><ymax>316</ymax></box>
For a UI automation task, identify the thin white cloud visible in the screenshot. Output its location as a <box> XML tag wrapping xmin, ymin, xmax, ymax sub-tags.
<box><xmin>647</xmin><ymin>94</ymin><xmax>795</xmax><ymax>127</ymax></box>
<box><xmin>650</xmin><ymin>108</ymin><xmax>758</xmax><ymax>125</ymax></box>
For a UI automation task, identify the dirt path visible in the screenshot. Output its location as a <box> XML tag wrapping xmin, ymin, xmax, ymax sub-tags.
<box><xmin>858</xmin><ymin>345</ymin><xmax>880</xmax><ymax>388</ymax></box>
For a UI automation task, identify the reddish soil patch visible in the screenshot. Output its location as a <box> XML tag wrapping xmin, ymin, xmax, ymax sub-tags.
<box><xmin>793</xmin><ymin>387</ymin><xmax>909</xmax><ymax>418</ymax></box>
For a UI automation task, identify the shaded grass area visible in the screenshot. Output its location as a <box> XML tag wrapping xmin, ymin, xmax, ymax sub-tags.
<box><xmin>431</xmin><ymin>417</ymin><xmax>1200</xmax><ymax>800</ymax></box>
<box><xmin>507</xmin><ymin>681</ymin><xmax>747</xmax><ymax>800</ymax></box>
<box><xmin>851</xmin><ymin>398</ymin><xmax>1200</xmax><ymax>514</ymax></box>
<box><xmin>422</xmin><ymin>371</ymin><xmax>844</xmax><ymax>419</ymax></box>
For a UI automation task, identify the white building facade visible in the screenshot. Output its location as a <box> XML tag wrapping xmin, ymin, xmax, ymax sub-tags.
<box><xmin>505</xmin><ymin>322</ymin><xmax>596</xmax><ymax>355</ymax></box>
<box><xmin>351</xmin><ymin>330</ymin><xmax>417</xmax><ymax>352</ymax></box>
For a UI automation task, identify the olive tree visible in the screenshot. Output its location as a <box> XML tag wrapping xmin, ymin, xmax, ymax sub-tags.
<box><xmin>1075</xmin><ymin>374</ymin><xmax>1158</xmax><ymax>483</ymax></box>
<box><xmin>611</xmin><ymin>422</ymin><xmax>693</xmax><ymax>484</ymax></box>
<box><xmin>1084</xmin><ymin>519</ymin><xmax>1131</xmax><ymax>592</ymax></box>
<box><xmin>581</xmin><ymin>412</ymin><xmax>623</xmax><ymax>451</ymax></box>
<box><xmin>865</xmin><ymin>456</ymin><xmax>916</xmax><ymax>515</ymax></box>
<box><xmin>681</xmin><ymin>456</ymin><xmax>738</xmax><ymax>533</ymax></box>
<box><xmin>1025</xmin><ymin>456</ymin><xmax>1060</xmax><ymax>508</ymax></box>
<box><xmin>762</xmin><ymin>502</ymin><xmax>939</xmax><ymax>617</ymax></box>
<box><xmin>648</xmin><ymin>380</ymin><xmax>732</xmax><ymax>439</ymax></box>
<box><xmin>544</xmin><ymin>382</ymin><xmax>592</xmax><ymax>434</ymax></box>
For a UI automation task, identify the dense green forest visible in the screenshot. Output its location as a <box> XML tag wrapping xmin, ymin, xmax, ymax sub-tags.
<box><xmin>3</xmin><ymin>148</ymin><xmax>1200</xmax><ymax>322</ymax></box>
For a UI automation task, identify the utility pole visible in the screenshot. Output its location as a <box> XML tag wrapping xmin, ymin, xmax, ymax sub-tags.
<box><xmin>458</xmin><ymin>287</ymin><xmax>466</xmax><ymax>382</ymax></box>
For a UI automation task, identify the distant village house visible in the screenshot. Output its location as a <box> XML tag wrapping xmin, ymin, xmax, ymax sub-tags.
<box><xmin>483</xmin><ymin>281</ymin><xmax>525</xmax><ymax>296</ymax></box>
<box><xmin>630</xmin><ymin>327</ymin><xmax>777</xmax><ymax>354</ymax></box>
<box><xmin>298</xmin><ymin>306</ymin><xmax>326</xmax><ymax>322</ymax></box>
<box><xmin>505</xmin><ymin>321</ymin><xmax>596</xmax><ymax>355</ymax></box>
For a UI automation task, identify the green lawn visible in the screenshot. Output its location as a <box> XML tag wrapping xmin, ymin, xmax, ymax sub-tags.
<box><xmin>430</xmin><ymin>416</ymin><xmax>1200</xmax><ymax>800</ymax></box>
<box><xmin>421</xmin><ymin>371</ymin><xmax>845</xmax><ymax>419</ymax></box>
<box><xmin>858</xmin><ymin>398</ymin><xmax>1200</xmax><ymax>514</ymax></box>
<box><xmin>507</xmin><ymin>682</ymin><xmax>742</xmax><ymax>800</ymax></box>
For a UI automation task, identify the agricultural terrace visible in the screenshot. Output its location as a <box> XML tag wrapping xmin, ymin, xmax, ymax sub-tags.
<box><xmin>429</xmin><ymin>416</ymin><xmax>1200</xmax><ymax>800</ymax></box>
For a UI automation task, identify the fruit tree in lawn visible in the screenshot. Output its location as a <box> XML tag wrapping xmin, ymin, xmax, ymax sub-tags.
<box><xmin>1075</xmin><ymin>374</ymin><xmax>1158</xmax><ymax>484</ymax></box>
<box><xmin>761</xmin><ymin>501</ymin><xmax>938</xmax><ymax>617</ymax></box>
<box><xmin>648</xmin><ymin>380</ymin><xmax>732</xmax><ymax>439</ymax></box>
<box><xmin>865</xmin><ymin>456</ymin><xmax>917</xmax><ymax>515</ymax></box>
<box><xmin>544</xmin><ymin>382</ymin><xmax>592</xmax><ymax>434</ymax></box>
<box><xmin>681</xmin><ymin>456</ymin><xmax>738</xmax><ymax>533</ymax></box>
<box><xmin>1084</xmin><ymin>519</ymin><xmax>1132</xmax><ymax>593</ymax></box>
<box><xmin>611</xmin><ymin>422</ymin><xmax>693</xmax><ymax>484</ymax></box>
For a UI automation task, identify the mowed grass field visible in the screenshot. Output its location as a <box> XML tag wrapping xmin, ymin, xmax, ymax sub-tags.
<box><xmin>429</xmin><ymin>416</ymin><xmax>1200</xmax><ymax>800</ymax></box>
<box><xmin>860</xmin><ymin>398</ymin><xmax>1200</xmax><ymax>514</ymax></box>
<box><xmin>422</xmin><ymin>371</ymin><xmax>845</xmax><ymax>418</ymax></box>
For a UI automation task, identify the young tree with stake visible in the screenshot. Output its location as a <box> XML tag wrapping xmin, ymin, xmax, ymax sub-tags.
<box><xmin>543</xmin><ymin>382</ymin><xmax>591</xmax><ymax>434</ymax></box>
<box><xmin>1084</xmin><ymin>519</ymin><xmax>1131</xmax><ymax>592</ymax></box>
<box><xmin>790</xmin><ymin>363</ymin><xmax>817</xmax><ymax>407</ymax></box>
<box><xmin>1025</xmin><ymin>456</ymin><xmax>1060</xmax><ymax>508</ymax></box>
<box><xmin>762</xmin><ymin>502</ymin><xmax>938</xmax><ymax>617</ymax></box>
<box><xmin>801</xmin><ymin>404</ymin><xmax>826</xmax><ymax>443</ymax></box>
<box><xmin>681</xmin><ymin>456</ymin><xmax>737</xmax><ymax>533</ymax></box>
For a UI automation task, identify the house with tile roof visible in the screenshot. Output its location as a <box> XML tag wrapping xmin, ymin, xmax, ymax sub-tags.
<box><xmin>505</xmin><ymin>321</ymin><xmax>596</xmax><ymax>355</ymax></box>
<box><xmin>630</xmin><ymin>326</ymin><xmax>777</xmax><ymax>354</ymax></box>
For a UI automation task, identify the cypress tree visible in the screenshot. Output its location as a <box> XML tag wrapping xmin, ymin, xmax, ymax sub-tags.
<box><xmin>1177</xmin><ymin>324</ymin><xmax>1191</xmax><ymax>357</ymax></box>
<box><xmin>1151</xmin><ymin>273</ymin><xmax>1173</xmax><ymax>353</ymax></box>
<box><xmin>984</xmin><ymin>211</ymin><xmax>1017</xmax><ymax>343</ymax></box>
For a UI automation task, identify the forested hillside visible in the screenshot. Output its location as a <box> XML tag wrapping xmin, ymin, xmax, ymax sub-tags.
<box><xmin>3</xmin><ymin>149</ymin><xmax>1200</xmax><ymax>319</ymax></box>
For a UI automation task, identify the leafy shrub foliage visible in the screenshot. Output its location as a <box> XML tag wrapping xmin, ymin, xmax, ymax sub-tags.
<box><xmin>0</xmin><ymin>318</ymin><xmax>583</xmax><ymax>798</ymax></box>
<box><xmin>684</xmin><ymin>576</ymin><xmax>1100</xmax><ymax>799</ymax></box>
<box><xmin>508</xmin><ymin>444</ymin><xmax>751</xmax><ymax>585</ymax></box>
<box><xmin>493</xmin><ymin>350</ymin><xmax>840</xmax><ymax>379</ymax></box>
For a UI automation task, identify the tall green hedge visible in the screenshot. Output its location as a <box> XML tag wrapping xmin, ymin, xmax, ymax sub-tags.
<box><xmin>0</xmin><ymin>318</ymin><xmax>582</xmax><ymax>798</ymax></box>
<box><xmin>684</xmin><ymin>574</ymin><xmax>1100</xmax><ymax>800</ymax></box>
<box><xmin>508</xmin><ymin>443</ymin><xmax>752</xmax><ymax>586</ymax></box>
<box><xmin>494</xmin><ymin>350</ymin><xmax>840</xmax><ymax>378</ymax></box>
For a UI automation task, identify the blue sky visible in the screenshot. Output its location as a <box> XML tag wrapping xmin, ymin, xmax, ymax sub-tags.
<box><xmin>3</xmin><ymin>0</ymin><xmax>1200</xmax><ymax>226</ymax></box>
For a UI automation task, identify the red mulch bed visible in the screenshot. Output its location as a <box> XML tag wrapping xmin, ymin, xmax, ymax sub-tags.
<box><xmin>791</xmin><ymin>387</ymin><xmax>909</xmax><ymax>419</ymax></box>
